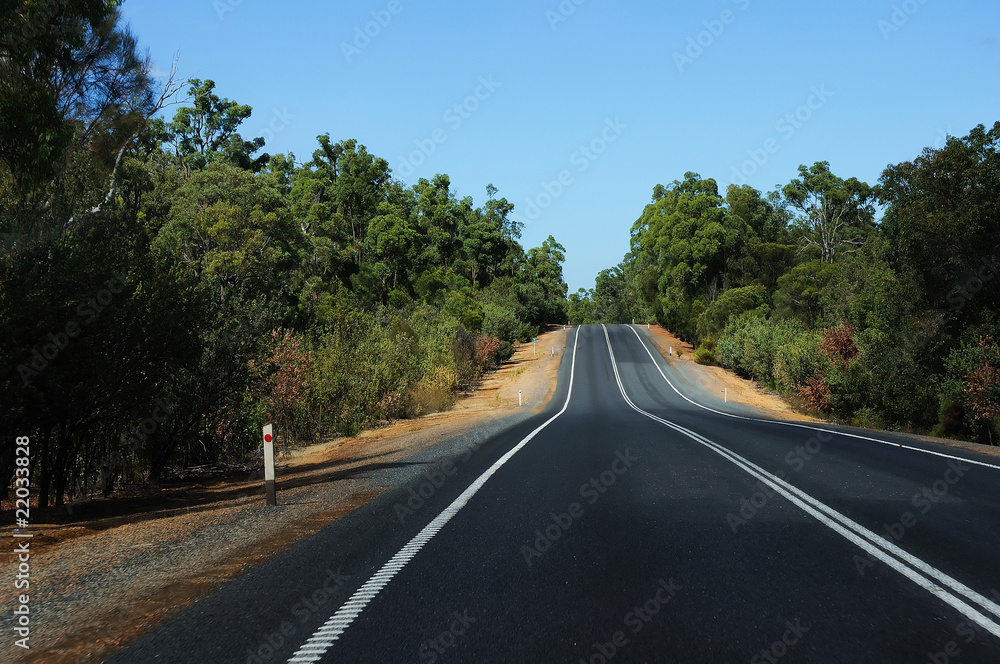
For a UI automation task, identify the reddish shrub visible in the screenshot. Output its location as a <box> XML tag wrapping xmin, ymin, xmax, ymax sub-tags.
<box><xmin>965</xmin><ymin>336</ymin><xmax>1000</xmax><ymax>421</ymax></box>
<box><xmin>474</xmin><ymin>334</ymin><xmax>503</xmax><ymax>372</ymax></box>
<box><xmin>251</xmin><ymin>329</ymin><xmax>314</xmax><ymax>442</ymax></box>
<box><xmin>819</xmin><ymin>323</ymin><xmax>858</xmax><ymax>365</ymax></box>
<box><xmin>797</xmin><ymin>372</ymin><xmax>832</xmax><ymax>413</ymax></box>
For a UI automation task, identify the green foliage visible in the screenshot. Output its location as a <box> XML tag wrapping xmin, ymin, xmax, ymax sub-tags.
<box><xmin>579</xmin><ymin>126</ymin><xmax>998</xmax><ymax>439</ymax></box>
<box><xmin>719</xmin><ymin>313</ymin><xmax>802</xmax><ymax>387</ymax></box>
<box><xmin>773</xmin><ymin>260</ymin><xmax>836</xmax><ymax>328</ymax></box>
<box><xmin>167</xmin><ymin>79</ymin><xmax>267</xmax><ymax>173</ymax></box>
<box><xmin>0</xmin><ymin>29</ymin><xmax>571</xmax><ymax>503</ymax></box>
<box><xmin>879</xmin><ymin>123</ymin><xmax>1000</xmax><ymax>330</ymax></box>
<box><xmin>692</xmin><ymin>345</ymin><xmax>716</xmax><ymax>366</ymax></box>
<box><xmin>701</xmin><ymin>284</ymin><xmax>768</xmax><ymax>339</ymax></box>
<box><xmin>772</xmin><ymin>330</ymin><xmax>824</xmax><ymax>393</ymax></box>
<box><xmin>939</xmin><ymin>331</ymin><xmax>1000</xmax><ymax>442</ymax></box>
<box><xmin>783</xmin><ymin>161</ymin><xmax>876</xmax><ymax>264</ymax></box>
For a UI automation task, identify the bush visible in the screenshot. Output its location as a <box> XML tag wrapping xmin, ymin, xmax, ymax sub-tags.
<box><xmin>852</xmin><ymin>407</ymin><xmax>885</xmax><ymax>430</ymax></box>
<box><xmin>797</xmin><ymin>373</ymin><xmax>832</xmax><ymax>413</ymax></box>
<box><xmin>773</xmin><ymin>330</ymin><xmax>825</xmax><ymax>393</ymax></box>
<box><xmin>693</xmin><ymin>339</ymin><xmax>717</xmax><ymax>365</ymax></box>
<box><xmin>693</xmin><ymin>348</ymin><xmax>715</xmax><ymax>365</ymax></box>
<box><xmin>719</xmin><ymin>313</ymin><xmax>807</xmax><ymax>388</ymax></box>
<box><xmin>481</xmin><ymin>299</ymin><xmax>533</xmax><ymax>343</ymax></box>
<box><xmin>702</xmin><ymin>285</ymin><xmax>768</xmax><ymax>338</ymax></box>
<box><xmin>406</xmin><ymin>366</ymin><xmax>458</xmax><ymax>417</ymax></box>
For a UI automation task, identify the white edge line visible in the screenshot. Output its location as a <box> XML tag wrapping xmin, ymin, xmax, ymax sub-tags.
<box><xmin>286</xmin><ymin>327</ymin><xmax>582</xmax><ymax>663</ymax></box>
<box><xmin>603</xmin><ymin>325</ymin><xmax>1000</xmax><ymax>640</ymax></box>
<box><xmin>626</xmin><ymin>325</ymin><xmax>1000</xmax><ymax>472</ymax></box>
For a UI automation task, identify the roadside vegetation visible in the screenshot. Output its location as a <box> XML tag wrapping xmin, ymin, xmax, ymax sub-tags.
<box><xmin>569</xmin><ymin>125</ymin><xmax>1000</xmax><ymax>444</ymax></box>
<box><xmin>0</xmin><ymin>4</ymin><xmax>568</xmax><ymax>507</ymax></box>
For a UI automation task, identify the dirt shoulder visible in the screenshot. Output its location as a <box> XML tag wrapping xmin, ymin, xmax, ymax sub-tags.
<box><xmin>643</xmin><ymin>324</ymin><xmax>1000</xmax><ymax>459</ymax></box>
<box><xmin>643</xmin><ymin>324</ymin><xmax>821</xmax><ymax>423</ymax></box>
<box><xmin>0</xmin><ymin>326</ymin><xmax>569</xmax><ymax>663</ymax></box>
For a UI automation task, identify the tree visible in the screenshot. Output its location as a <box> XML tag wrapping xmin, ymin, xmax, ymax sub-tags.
<box><xmin>879</xmin><ymin>123</ymin><xmax>1000</xmax><ymax>322</ymax></box>
<box><xmin>629</xmin><ymin>174</ymin><xmax>732</xmax><ymax>334</ymax></box>
<box><xmin>412</xmin><ymin>174</ymin><xmax>462</xmax><ymax>274</ymax></box>
<box><xmin>460</xmin><ymin>185</ymin><xmax>517</xmax><ymax>286</ymax></box>
<box><xmin>0</xmin><ymin>1</ymin><xmax>180</xmax><ymax>250</ymax></box>
<box><xmin>701</xmin><ymin>284</ymin><xmax>768</xmax><ymax>338</ymax></box>
<box><xmin>521</xmin><ymin>235</ymin><xmax>568</xmax><ymax>324</ymax></box>
<box><xmin>783</xmin><ymin>162</ymin><xmax>875</xmax><ymax>263</ymax></box>
<box><xmin>167</xmin><ymin>79</ymin><xmax>267</xmax><ymax>175</ymax></box>
<box><xmin>567</xmin><ymin>288</ymin><xmax>595</xmax><ymax>325</ymax></box>
<box><xmin>365</xmin><ymin>203</ymin><xmax>417</xmax><ymax>297</ymax></box>
<box><xmin>773</xmin><ymin>260</ymin><xmax>836</xmax><ymax>328</ymax></box>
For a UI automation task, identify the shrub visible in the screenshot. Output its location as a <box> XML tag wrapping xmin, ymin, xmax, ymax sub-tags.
<box><xmin>719</xmin><ymin>314</ymin><xmax>808</xmax><ymax>388</ymax></box>
<box><xmin>819</xmin><ymin>323</ymin><xmax>859</xmax><ymax>364</ymax></box>
<box><xmin>406</xmin><ymin>366</ymin><xmax>459</xmax><ymax>417</ymax></box>
<box><xmin>691</xmin><ymin>338</ymin><xmax>716</xmax><ymax>365</ymax></box>
<box><xmin>797</xmin><ymin>373</ymin><xmax>832</xmax><ymax>413</ymax></box>
<box><xmin>773</xmin><ymin>330</ymin><xmax>825</xmax><ymax>393</ymax></box>
<box><xmin>481</xmin><ymin>299</ymin><xmax>533</xmax><ymax>343</ymax></box>
<box><xmin>702</xmin><ymin>285</ymin><xmax>768</xmax><ymax>338</ymax></box>
<box><xmin>852</xmin><ymin>407</ymin><xmax>885</xmax><ymax>430</ymax></box>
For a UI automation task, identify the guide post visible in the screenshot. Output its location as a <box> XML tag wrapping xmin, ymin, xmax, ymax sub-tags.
<box><xmin>262</xmin><ymin>424</ymin><xmax>276</xmax><ymax>506</ymax></box>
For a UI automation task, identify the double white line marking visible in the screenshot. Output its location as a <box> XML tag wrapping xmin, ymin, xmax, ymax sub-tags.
<box><xmin>626</xmin><ymin>325</ymin><xmax>1000</xmax><ymax>472</ymax></box>
<box><xmin>602</xmin><ymin>324</ymin><xmax>1000</xmax><ymax>640</ymax></box>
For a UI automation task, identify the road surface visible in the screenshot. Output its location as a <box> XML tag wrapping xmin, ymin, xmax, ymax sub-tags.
<box><xmin>112</xmin><ymin>324</ymin><xmax>1000</xmax><ymax>663</ymax></box>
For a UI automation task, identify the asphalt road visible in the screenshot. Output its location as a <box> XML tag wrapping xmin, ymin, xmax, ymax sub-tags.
<box><xmin>111</xmin><ymin>324</ymin><xmax>1000</xmax><ymax>663</ymax></box>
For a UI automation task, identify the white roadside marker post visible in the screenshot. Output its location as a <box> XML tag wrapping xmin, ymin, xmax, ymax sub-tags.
<box><xmin>262</xmin><ymin>424</ymin><xmax>276</xmax><ymax>506</ymax></box>
<box><xmin>724</xmin><ymin>388</ymin><xmax>728</xmax><ymax>403</ymax></box>
<box><xmin>519</xmin><ymin>390</ymin><xmax>522</xmax><ymax>407</ymax></box>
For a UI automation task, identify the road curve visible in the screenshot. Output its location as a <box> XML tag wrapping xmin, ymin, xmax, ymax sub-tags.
<box><xmin>111</xmin><ymin>324</ymin><xmax>1000</xmax><ymax>663</ymax></box>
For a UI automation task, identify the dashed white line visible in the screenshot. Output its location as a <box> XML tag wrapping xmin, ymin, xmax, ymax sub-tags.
<box><xmin>286</xmin><ymin>327</ymin><xmax>582</xmax><ymax>663</ymax></box>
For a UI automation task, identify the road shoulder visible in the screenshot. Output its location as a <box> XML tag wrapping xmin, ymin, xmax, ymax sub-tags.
<box><xmin>0</xmin><ymin>327</ymin><xmax>570</xmax><ymax>663</ymax></box>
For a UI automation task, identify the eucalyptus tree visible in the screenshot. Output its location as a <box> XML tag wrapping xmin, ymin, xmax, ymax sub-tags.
<box><xmin>783</xmin><ymin>162</ymin><xmax>876</xmax><ymax>264</ymax></box>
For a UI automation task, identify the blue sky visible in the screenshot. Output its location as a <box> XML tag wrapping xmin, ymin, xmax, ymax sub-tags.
<box><xmin>121</xmin><ymin>0</ymin><xmax>1000</xmax><ymax>292</ymax></box>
